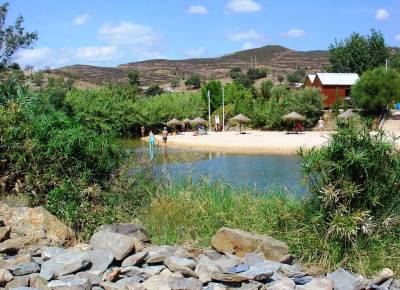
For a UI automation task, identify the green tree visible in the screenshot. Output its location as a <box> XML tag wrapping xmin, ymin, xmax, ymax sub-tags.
<box><xmin>329</xmin><ymin>29</ymin><xmax>389</xmax><ymax>75</ymax></box>
<box><xmin>229</xmin><ymin>67</ymin><xmax>242</xmax><ymax>79</ymax></box>
<box><xmin>145</xmin><ymin>85</ymin><xmax>164</xmax><ymax>96</ymax></box>
<box><xmin>0</xmin><ymin>2</ymin><xmax>38</xmax><ymax>66</ymax></box>
<box><xmin>128</xmin><ymin>70</ymin><xmax>141</xmax><ymax>86</ymax></box>
<box><xmin>389</xmin><ymin>51</ymin><xmax>400</xmax><ymax>71</ymax></box>
<box><xmin>185</xmin><ymin>74</ymin><xmax>201</xmax><ymax>89</ymax></box>
<box><xmin>247</xmin><ymin>68</ymin><xmax>267</xmax><ymax>80</ymax></box>
<box><xmin>260</xmin><ymin>80</ymin><xmax>273</xmax><ymax>99</ymax></box>
<box><xmin>170</xmin><ymin>78</ymin><xmax>179</xmax><ymax>88</ymax></box>
<box><xmin>201</xmin><ymin>80</ymin><xmax>222</xmax><ymax>112</ymax></box>
<box><xmin>286</xmin><ymin>68</ymin><xmax>306</xmax><ymax>84</ymax></box>
<box><xmin>233</xmin><ymin>73</ymin><xmax>254</xmax><ymax>88</ymax></box>
<box><xmin>277</xmin><ymin>75</ymin><xmax>284</xmax><ymax>83</ymax></box>
<box><xmin>352</xmin><ymin>67</ymin><xmax>400</xmax><ymax>115</ymax></box>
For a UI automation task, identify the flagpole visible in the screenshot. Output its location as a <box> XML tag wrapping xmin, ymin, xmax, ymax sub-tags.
<box><xmin>208</xmin><ymin>90</ymin><xmax>211</xmax><ymax>133</ymax></box>
<box><xmin>222</xmin><ymin>86</ymin><xmax>225</xmax><ymax>131</ymax></box>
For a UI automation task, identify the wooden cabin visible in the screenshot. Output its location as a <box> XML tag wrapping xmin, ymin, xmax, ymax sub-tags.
<box><xmin>305</xmin><ymin>73</ymin><xmax>359</xmax><ymax>107</ymax></box>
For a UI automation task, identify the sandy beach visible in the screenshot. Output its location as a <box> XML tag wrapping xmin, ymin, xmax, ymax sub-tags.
<box><xmin>151</xmin><ymin>131</ymin><xmax>332</xmax><ymax>154</ymax></box>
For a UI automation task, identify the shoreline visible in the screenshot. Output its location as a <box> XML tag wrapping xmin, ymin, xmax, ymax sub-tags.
<box><xmin>144</xmin><ymin>130</ymin><xmax>332</xmax><ymax>154</ymax></box>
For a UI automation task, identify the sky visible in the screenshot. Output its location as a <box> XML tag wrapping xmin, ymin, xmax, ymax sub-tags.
<box><xmin>7</xmin><ymin>0</ymin><xmax>400</xmax><ymax>69</ymax></box>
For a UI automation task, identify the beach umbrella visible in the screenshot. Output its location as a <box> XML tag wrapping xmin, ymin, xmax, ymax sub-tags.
<box><xmin>167</xmin><ymin>118</ymin><xmax>182</xmax><ymax>132</ymax></box>
<box><xmin>182</xmin><ymin>118</ymin><xmax>192</xmax><ymax>124</ymax></box>
<box><xmin>191</xmin><ymin>117</ymin><xmax>207</xmax><ymax>126</ymax></box>
<box><xmin>337</xmin><ymin>109</ymin><xmax>355</xmax><ymax>120</ymax></box>
<box><xmin>283</xmin><ymin>112</ymin><xmax>306</xmax><ymax>121</ymax></box>
<box><xmin>231</xmin><ymin>113</ymin><xmax>251</xmax><ymax>134</ymax></box>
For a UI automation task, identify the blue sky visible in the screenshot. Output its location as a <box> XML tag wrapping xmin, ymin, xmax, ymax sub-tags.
<box><xmin>9</xmin><ymin>0</ymin><xmax>400</xmax><ymax>68</ymax></box>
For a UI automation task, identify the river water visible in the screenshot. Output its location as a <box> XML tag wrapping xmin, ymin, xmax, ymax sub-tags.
<box><xmin>121</xmin><ymin>139</ymin><xmax>304</xmax><ymax>195</ymax></box>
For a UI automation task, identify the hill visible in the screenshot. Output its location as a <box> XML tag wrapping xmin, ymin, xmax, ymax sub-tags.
<box><xmin>55</xmin><ymin>45</ymin><xmax>328</xmax><ymax>87</ymax></box>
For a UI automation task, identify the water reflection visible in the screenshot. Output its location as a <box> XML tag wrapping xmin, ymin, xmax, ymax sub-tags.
<box><xmin>120</xmin><ymin>138</ymin><xmax>304</xmax><ymax>195</ymax></box>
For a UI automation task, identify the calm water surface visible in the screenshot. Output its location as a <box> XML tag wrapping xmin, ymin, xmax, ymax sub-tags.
<box><xmin>121</xmin><ymin>139</ymin><xmax>304</xmax><ymax>194</ymax></box>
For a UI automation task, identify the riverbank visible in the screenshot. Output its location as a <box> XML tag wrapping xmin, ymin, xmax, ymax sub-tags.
<box><xmin>150</xmin><ymin>131</ymin><xmax>330</xmax><ymax>154</ymax></box>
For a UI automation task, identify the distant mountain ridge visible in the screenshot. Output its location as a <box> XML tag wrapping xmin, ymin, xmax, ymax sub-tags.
<box><xmin>56</xmin><ymin>45</ymin><xmax>328</xmax><ymax>86</ymax></box>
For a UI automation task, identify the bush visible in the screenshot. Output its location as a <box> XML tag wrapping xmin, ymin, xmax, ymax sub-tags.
<box><xmin>352</xmin><ymin>67</ymin><xmax>400</xmax><ymax>115</ymax></box>
<box><xmin>260</xmin><ymin>80</ymin><xmax>273</xmax><ymax>99</ymax></box>
<box><xmin>299</xmin><ymin>125</ymin><xmax>400</xmax><ymax>244</ymax></box>
<box><xmin>185</xmin><ymin>75</ymin><xmax>201</xmax><ymax>89</ymax></box>
<box><xmin>233</xmin><ymin>73</ymin><xmax>254</xmax><ymax>88</ymax></box>
<box><xmin>229</xmin><ymin>67</ymin><xmax>242</xmax><ymax>79</ymax></box>
<box><xmin>247</xmin><ymin>67</ymin><xmax>267</xmax><ymax>80</ymax></box>
<box><xmin>201</xmin><ymin>80</ymin><xmax>222</xmax><ymax>112</ymax></box>
<box><xmin>145</xmin><ymin>85</ymin><xmax>163</xmax><ymax>96</ymax></box>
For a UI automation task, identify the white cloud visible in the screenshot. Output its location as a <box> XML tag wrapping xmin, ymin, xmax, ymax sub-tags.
<box><xmin>229</xmin><ymin>29</ymin><xmax>262</xmax><ymax>41</ymax></box>
<box><xmin>395</xmin><ymin>35</ymin><xmax>400</xmax><ymax>41</ymax></box>
<box><xmin>15</xmin><ymin>47</ymin><xmax>52</xmax><ymax>65</ymax></box>
<box><xmin>226</xmin><ymin>0</ymin><xmax>261</xmax><ymax>13</ymax></box>
<box><xmin>282</xmin><ymin>29</ymin><xmax>306</xmax><ymax>38</ymax></box>
<box><xmin>375</xmin><ymin>9</ymin><xmax>390</xmax><ymax>21</ymax></box>
<box><xmin>242</xmin><ymin>42</ymin><xmax>256</xmax><ymax>50</ymax></box>
<box><xmin>185</xmin><ymin>47</ymin><xmax>206</xmax><ymax>58</ymax></box>
<box><xmin>99</xmin><ymin>21</ymin><xmax>162</xmax><ymax>46</ymax></box>
<box><xmin>75</xmin><ymin>46</ymin><xmax>118</xmax><ymax>61</ymax></box>
<box><xmin>187</xmin><ymin>5</ymin><xmax>208</xmax><ymax>14</ymax></box>
<box><xmin>73</xmin><ymin>14</ymin><xmax>91</xmax><ymax>26</ymax></box>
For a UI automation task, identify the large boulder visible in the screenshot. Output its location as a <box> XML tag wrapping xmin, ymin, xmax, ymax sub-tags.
<box><xmin>0</xmin><ymin>269</ymin><xmax>13</xmax><ymax>286</ymax></box>
<box><xmin>211</xmin><ymin>228</ymin><xmax>289</xmax><ymax>261</ymax></box>
<box><xmin>0</xmin><ymin>203</ymin><xmax>73</xmax><ymax>248</ymax></box>
<box><xmin>95</xmin><ymin>223</ymin><xmax>150</xmax><ymax>243</ymax></box>
<box><xmin>89</xmin><ymin>231</ymin><xmax>136</xmax><ymax>261</ymax></box>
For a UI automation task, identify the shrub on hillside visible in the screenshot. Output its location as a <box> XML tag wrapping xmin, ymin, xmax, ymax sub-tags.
<box><xmin>300</xmin><ymin>125</ymin><xmax>400</xmax><ymax>244</ymax></box>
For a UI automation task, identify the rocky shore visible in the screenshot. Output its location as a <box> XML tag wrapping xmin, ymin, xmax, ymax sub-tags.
<box><xmin>0</xmin><ymin>203</ymin><xmax>398</xmax><ymax>290</ymax></box>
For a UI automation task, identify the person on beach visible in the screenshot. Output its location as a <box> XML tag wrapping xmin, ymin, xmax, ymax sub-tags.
<box><xmin>162</xmin><ymin>127</ymin><xmax>168</xmax><ymax>150</ymax></box>
<box><xmin>215</xmin><ymin>115</ymin><xmax>220</xmax><ymax>132</ymax></box>
<box><xmin>141</xmin><ymin>126</ymin><xmax>145</xmax><ymax>138</ymax></box>
<box><xmin>318</xmin><ymin>117</ymin><xmax>325</xmax><ymax>133</ymax></box>
<box><xmin>149</xmin><ymin>131</ymin><xmax>155</xmax><ymax>148</ymax></box>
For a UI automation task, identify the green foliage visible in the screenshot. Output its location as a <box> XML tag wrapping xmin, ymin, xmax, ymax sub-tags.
<box><xmin>67</xmin><ymin>86</ymin><xmax>141</xmax><ymax>135</ymax></box>
<box><xmin>300</xmin><ymin>125</ymin><xmax>400</xmax><ymax>245</ymax></box>
<box><xmin>233</xmin><ymin>73</ymin><xmax>254</xmax><ymax>88</ymax></box>
<box><xmin>0</xmin><ymin>2</ymin><xmax>38</xmax><ymax>65</ymax></box>
<box><xmin>247</xmin><ymin>67</ymin><xmax>267</xmax><ymax>80</ymax></box>
<box><xmin>229</xmin><ymin>67</ymin><xmax>242</xmax><ymax>79</ymax></box>
<box><xmin>185</xmin><ymin>74</ymin><xmax>201</xmax><ymax>89</ymax></box>
<box><xmin>31</xmin><ymin>72</ymin><xmax>44</xmax><ymax>87</ymax></box>
<box><xmin>329</xmin><ymin>29</ymin><xmax>389</xmax><ymax>75</ymax></box>
<box><xmin>128</xmin><ymin>70</ymin><xmax>141</xmax><ymax>86</ymax></box>
<box><xmin>170</xmin><ymin>78</ymin><xmax>180</xmax><ymax>88</ymax></box>
<box><xmin>287</xmin><ymin>68</ymin><xmax>306</xmax><ymax>84</ymax></box>
<box><xmin>352</xmin><ymin>67</ymin><xmax>400</xmax><ymax>115</ymax></box>
<box><xmin>389</xmin><ymin>51</ymin><xmax>400</xmax><ymax>71</ymax></box>
<box><xmin>145</xmin><ymin>85</ymin><xmax>163</xmax><ymax>97</ymax></box>
<box><xmin>260</xmin><ymin>80</ymin><xmax>273</xmax><ymax>99</ymax></box>
<box><xmin>277</xmin><ymin>75</ymin><xmax>284</xmax><ymax>83</ymax></box>
<box><xmin>331</xmin><ymin>89</ymin><xmax>342</xmax><ymax>116</ymax></box>
<box><xmin>201</xmin><ymin>80</ymin><xmax>222</xmax><ymax>112</ymax></box>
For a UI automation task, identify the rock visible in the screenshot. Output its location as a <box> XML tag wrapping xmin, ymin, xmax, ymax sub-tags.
<box><xmin>71</xmin><ymin>243</ymin><xmax>92</xmax><ymax>252</ymax></box>
<box><xmin>146</xmin><ymin>245</ymin><xmax>178</xmax><ymax>264</ymax></box>
<box><xmin>29</xmin><ymin>273</ymin><xmax>49</xmax><ymax>289</ymax></box>
<box><xmin>267</xmin><ymin>278</ymin><xmax>296</xmax><ymax>289</ymax></box>
<box><xmin>115</xmin><ymin>276</ymin><xmax>144</xmax><ymax>288</ymax></box>
<box><xmin>211</xmin><ymin>228</ymin><xmax>289</xmax><ymax>262</ymax></box>
<box><xmin>296</xmin><ymin>278</ymin><xmax>334</xmax><ymax>290</ymax></box>
<box><xmin>169</xmin><ymin>277</ymin><xmax>203</xmax><ymax>290</ymax></box>
<box><xmin>211</xmin><ymin>272</ymin><xmax>249</xmax><ymax>283</ymax></box>
<box><xmin>292</xmin><ymin>276</ymin><xmax>314</xmax><ymax>285</ymax></box>
<box><xmin>76</xmin><ymin>272</ymin><xmax>102</xmax><ymax>286</ymax></box>
<box><xmin>203</xmin><ymin>282</ymin><xmax>228</xmax><ymax>290</ymax></box>
<box><xmin>100</xmin><ymin>281</ymin><xmax>125</xmax><ymax>290</ymax></box>
<box><xmin>371</xmin><ymin>268</ymin><xmax>394</xmax><ymax>286</ymax></box>
<box><xmin>4</xmin><ymin>275</ymin><xmax>30</xmax><ymax>289</ymax></box>
<box><xmin>164</xmin><ymin>256</ymin><xmax>197</xmax><ymax>277</ymax></box>
<box><xmin>195</xmin><ymin>254</ymin><xmax>239</xmax><ymax>283</ymax></box>
<box><xmin>243</xmin><ymin>253</ymin><xmax>265</xmax><ymax>266</ymax></box>
<box><xmin>47</xmin><ymin>278</ymin><xmax>91</xmax><ymax>290</ymax></box>
<box><xmin>0</xmin><ymin>203</ymin><xmax>73</xmax><ymax>247</ymax></box>
<box><xmin>239</xmin><ymin>281</ymin><xmax>264</xmax><ymax>289</ymax></box>
<box><xmin>0</xmin><ymin>225</ymin><xmax>11</xmax><ymax>242</ymax></box>
<box><xmin>102</xmin><ymin>268</ymin><xmax>122</xmax><ymax>282</ymax></box>
<box><xmin>8</xmin><ymin>262</ymin><xmax>40</xmax><ymax>276</ymax></box>
<box><xmin>95</xmin><ymin>223</ymin><xmax>150</xmax><ymax>243</ymax></box>
<box><xmin>121</xmin><ymin>251</ymin><xmax>148</xmax><ymax>267</ymax></box>
<box><xmin>0</xmin><ymin>255</ymin><xmax>33</xmax><ymax>269</ymax></box>
<box><xmin>160</xmin><ymin>268</ymin><xmax>184</xmax><ymax>279</ymax></box>
<box><xmin>86</xmin><ymin>250</ymin><xmax>114</xmax><ymax>276</ymax></box>
<box><xmin>327</xmin><ymin>268</ymin><xmax>361</xmax><ymax>290</ymax></box>
<box><xmin>140</xmin><ymin>265</ymin><xmax>166</xmax><ymax>276</ymax></box>
<box><xmin>90</xmin><ymin>231</ymin><xmax>136</xmax><ymax>261</ymax></box>
<box><xmin>228</xmin><ymin>264</ymin><xmax>250</xmax><ymax>273</ymax></box>
<box><xmin>41</xmin><ymin>247</ymin><xmax>66</xmax><ymax>261</ymax></box>
<box><xmin>39</xmin><ymin>250</ymin><xmax>90</xmax><ymax>280</ymax></box>
<box><xmin>0</xmin><ymin>269</ymin><xmax>13</xmax><ymax>286</ymax></box>
<box><xmin>142</xmin><ymin>275</ymin><xmax>202</xmax><ymax>290</ymax></box>
<box><xmin>8</xmin><ymin>287</ymin><xmax>41</xmax><ymax>290</ymax></box>
<box><xmin>0</xmin><ymin>237</ymin><xmax>32</xmax><ymax>254</ymax></box>
<box><xmin>238</xmin><ymin>265</ymin><xmax>275</xmax><ymax>281</ymax></box>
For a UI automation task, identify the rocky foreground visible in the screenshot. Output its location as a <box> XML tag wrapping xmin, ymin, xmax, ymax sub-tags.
<box><xmin>0</xmin><ymin>203</ymin><xmax>398</xmax><ymax>290</ymax></box>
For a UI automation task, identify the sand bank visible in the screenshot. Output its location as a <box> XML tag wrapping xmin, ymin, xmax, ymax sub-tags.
<box><xmin>151</xmin><ymin>131</ymin><xmax>332</xmax><ymax>154</ymax></box>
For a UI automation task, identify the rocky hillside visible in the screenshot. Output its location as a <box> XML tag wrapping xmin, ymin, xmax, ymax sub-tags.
<box><xmin>55</xmin><ymin>45</ymin><xmax>328</xmax><ymax>87</ymax></box>
<box><xmin>0</xmin><ymin>202</ymin><xmax>398</xmax><ymax>290</ymax></box>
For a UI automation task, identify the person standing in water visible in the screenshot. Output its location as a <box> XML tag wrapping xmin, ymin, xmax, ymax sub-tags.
<box><xmin>141</xmin><ymin>126</ymin><xmax>145</xmax><ymax>138</ymax></box>
<box><xmin>149</xmin><ymin>130</ymin><xmax>155</xmax><ymax>148</ymax></box>
<box><xmin>215</xmin><ymin>115</ymin><xmax>220</xmax><ymax>132</ymax></box>
<box><xmin>162</xmin><ymin>127</ymin><xmax>168</xmax><ymax>151</ymax></box>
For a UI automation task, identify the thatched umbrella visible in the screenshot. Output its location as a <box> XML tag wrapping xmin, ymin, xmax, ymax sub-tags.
<box><xmin>167</xmin><ymin>118</ymin><xmax>182</xmax><ymax>132</ymax></box>
<box><xmin>182</xmin><ymin>118</ymin><xmax>192</xmax><ymax>125</ymax></box>
<box><xmin>231</xmin><ymin>114</ymin><xmax>251</xmax><ymax>134</ymax></box>
<box><xmin>283</xmin><ymin>112</ymin><xmax>306</xmax><ymax>121</ymax></box>
<box><xmin>283</xmin><ymin>112</ymin><xmax>305</xmax><ymax>132</ymax></box>
<box><xmin>337</xmin><ymin>109</ymin><xmax>355</xmax><ymax>120</ymax></box>
<box><xmin>191</xmin><ymin>117</ymin><xmax>207</xmax><ymax>126</ymax></box>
